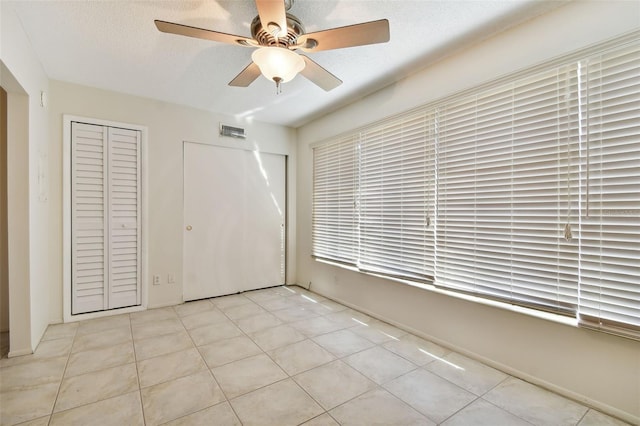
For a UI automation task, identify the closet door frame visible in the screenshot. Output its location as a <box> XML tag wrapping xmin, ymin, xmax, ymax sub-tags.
<box><xmin>63</xmin><ymin>115</ymin><xmax>148</xmax><ymax>323</ymax></box>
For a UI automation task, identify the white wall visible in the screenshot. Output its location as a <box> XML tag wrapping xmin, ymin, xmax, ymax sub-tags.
<box><xmin>4</xmin><ymin>86</ymin><xmax>31</xmax><ymax>356</ymax></box>
<box><xmin>1</xmin><ymin>2</ymin><xmax>51</xmax><ymax>354</ymax></box>
<box><xmin>297</xmin><ymin>1</ymin><xmax>640</xmax><ymax>423</ymax></box>
<box><xmin>48</xmin><ymin>81</ymin><xmax>297</xmax><ymax>320</ymax></box>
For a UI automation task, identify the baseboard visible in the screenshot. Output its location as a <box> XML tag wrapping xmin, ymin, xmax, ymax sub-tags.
<box><xmin>302</xmin><ymin>285</ymin><xmax>639</xmax><ymax>426</ymax></box>
<box><xmin>64</xmin><ymin>304</ymin><xmax>146</xmax><ymax>323</ymax></box>
<box><xmin>8</xmin><ymin>347</ymin><xmax>32</xmax><ymax>358</ymax></box>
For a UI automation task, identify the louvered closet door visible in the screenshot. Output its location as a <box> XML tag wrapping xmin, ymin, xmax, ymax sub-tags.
<box><xmin>71</xmin><ymin>122</ymin><xmax>141</xmax><ymax>314</ymax></box>
<box><xmin>71</xmin><ymin>123</ymin><xmax>108</xmax><ymax>314</ymax></box>
<box><xmin>107</xmin><ymin>127</ymin><xmax>142</xmax><ymax>309</ymax></box>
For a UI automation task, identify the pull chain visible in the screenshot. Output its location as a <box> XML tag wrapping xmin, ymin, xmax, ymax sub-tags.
<box><xmin>273</xmin><ymin>77</ymin><xmax>282</xmax><ymax>94</ymax></box>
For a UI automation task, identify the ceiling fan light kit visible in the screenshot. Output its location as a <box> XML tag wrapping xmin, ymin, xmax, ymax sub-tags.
<box><xmin>252</xmin><ymin>46</ymin><xmax>305</xmax><ymax>92</ymax></box>
<box><xmin>155</xmin><ymin>0</ymin><xmax>390</xmax><ymax>93</ymax></box>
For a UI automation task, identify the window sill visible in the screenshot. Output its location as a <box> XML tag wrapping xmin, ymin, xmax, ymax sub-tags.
<box><xmin>315</xmin><ymin>257</ymin><xmax>579</xmax><ymax>329</ymax></box>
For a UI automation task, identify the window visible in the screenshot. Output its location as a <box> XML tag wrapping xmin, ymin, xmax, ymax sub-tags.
<box><xmin>577</xmin><ymin>43</ymin><xmax>640</xmax><ymax>338</ymax></box>
<box><xmin>312</xmin><ymin>135</ymin><xmax>358</xmax><ymax>265</ymax></box>
<box><xmin>359</xmin><ymin>110</ymin><xmax>435</xmax><ymax>282</ymax></box>
<box><xmin>436</xmin><ymin>64</ymin><xmax>580</xmax><ymax>315</ymax></box>
<box><xmin>311</xmin><ymin>35</ymin><xmax>640</xmax><ymax>339</ymax></box>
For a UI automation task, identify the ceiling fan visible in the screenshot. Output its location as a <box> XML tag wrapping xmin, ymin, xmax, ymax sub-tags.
<box><xmin>155</xmin><ymin>0</ymin><xmax>390</xmax><ymax>92</ymax></box>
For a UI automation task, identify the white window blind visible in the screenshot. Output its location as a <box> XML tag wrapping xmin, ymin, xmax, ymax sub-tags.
<box><xmin>437</xmin><ymin>65</ymin><xmax>580</xmax><ymax>314</ymax></box>
<box><xmin>311</xmin><ymin>34</ymin><xmax>640</xmax><ymax>339</ymax></box>
<box><xmin>312</xmin><ymin>135</ymin><xmax>358</xmax><ymax>265</ymax></box>
<box><xmin>359</xmin><ymin>110</ymin><xmax>435</xmax><ymax>281</ymax></box>
<box><xmin>578</xmin><ymin>42</ymin><xmax>640</xmax><ymax>336</ymax></box>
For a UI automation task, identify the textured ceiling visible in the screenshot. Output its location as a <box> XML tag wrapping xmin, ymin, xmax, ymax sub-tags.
<box><xmin>8</xmin><ymin>0</ymin><xmax>565</xmax><ymax>127</ymax></box>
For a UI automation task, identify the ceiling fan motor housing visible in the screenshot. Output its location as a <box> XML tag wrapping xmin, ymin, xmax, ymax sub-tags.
<box><xmin>250</xmin><ymin>13</ymin><xmax>305</xmax><ymax>47</ymax></box>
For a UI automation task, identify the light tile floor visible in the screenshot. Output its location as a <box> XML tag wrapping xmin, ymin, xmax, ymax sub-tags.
<box><xmin>0</xmin><ymin>285</ymin><xmax>631</xmax><ymax>426</ymax></box>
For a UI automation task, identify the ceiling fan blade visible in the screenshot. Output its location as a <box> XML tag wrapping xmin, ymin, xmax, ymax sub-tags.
<box><xmin>155</xmin><ymin>20</ymin><xmax>255</xmax><ymax>47</ymax></box>
<box><xmin>255</xmin><ymin>0</ymin><xmax>288</xmax><ymax>38</ymax></box>
<box><xmin>297</xmin><ymin>19</ymin><xmax>390</xmax><ymax>52</ymax></box>
<box><xmin>229</xmin><ymin>62</ymin><xmax>262</xmax><ymax>87</ymax></box>
<box><xmin>299</xmin><ymin>55</ymin><xmax>342</xmax><ymax>91</ymax></box>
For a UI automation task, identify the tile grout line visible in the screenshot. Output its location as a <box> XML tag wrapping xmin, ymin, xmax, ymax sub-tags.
<box><xmin>46</xmin><ymin>317</ymin><xmax>141</xmax><ymax>424</ymax></box>
<box><xmin>434</xmin><ymin>393</ymin><xmax>481</xmax><ymax>425</ymax></box>
<box><xmin>282</xmin><ymin>290</ymin><xmax>494</xmax><ymax>425</ymax></box>
<box><xmin>228</xmin><ymin>289</ymin><xmax>333</xmax><ymax>425</ymax></box>
<box><xmin>178</xmin><ymin>299</ymin><xmax>243</xmax><ymax>425</ymax></box>
<box><xmin>46</xmin><ymin>324</ymin><xmax>78</xmax><ymax>426</ymax></box>
<box><xmin>215</xmin><ymin>289</ymin><xmax>336</xmax><ymax>423</ymax></box>
<box><xmin>296</xmin><ymin>292</ymin><xmax>536</xmax><ymax>425</ymax></box>
<box><xmin>245</xmin><ymin>289</ymin><xmax>392</xmax><ymax>424</ymax></box>
<box><xmin>476</xmin><ymin>397</ymin><xmax>538</xmax><ymax>426</ymax></box>
<box><xmin>575</xmin><ymin>407</ymin><xmax>591</xmax><ymax>426</ymax></box>
<box><xmin>129</xmin><ymin>312</ymin><xmax>148</xmax><ymax>426</ymax></box>
<box><xmin>222</xmin><ymin>290</ymin><xmax>333</xmax><ymax>423</ymax></box>
<box><xmin>213</xmin><ymin>292</ymin><xmax>296</xmax><ymax>424</ymax></box>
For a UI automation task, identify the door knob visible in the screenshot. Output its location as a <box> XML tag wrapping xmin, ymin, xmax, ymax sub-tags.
<box><xmin>186</xmin><ymin>225</ymin><xmax>192</xmax><ymax>231</ymax></box>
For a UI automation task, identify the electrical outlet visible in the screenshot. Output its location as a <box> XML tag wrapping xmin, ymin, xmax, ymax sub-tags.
<box><xmin>168</xmin><ymin>274</ymin><xmax>175</xmax><ymax>284</ymax></box>
<box><xmin>153</xmin><ymin>275</ymin><xmax>160</xmax><ymax>285</ymax></box>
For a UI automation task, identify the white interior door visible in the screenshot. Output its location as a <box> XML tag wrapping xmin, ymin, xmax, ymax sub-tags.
<box><xmin>183</xmin><ymin>142</ymin><xmax>286</xmax><ymax>300</ymax></box>
<box><xmin>71</xmin><ymin>122</ymin><xmax>141</xmax><ymax>314</ymax></box>
<box><xmin>244</xmin><ymin>151</ymin><xmax>286</xmax><ymax>291</ymax></box>
<box><xmin>107</xmin><ymin>127</ymin><xmax>142</xmax><ymax>309</ymax></box>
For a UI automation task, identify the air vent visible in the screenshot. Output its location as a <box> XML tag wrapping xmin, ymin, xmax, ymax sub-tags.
<box><xmin>220</xmin><ymin>124</ymin><xmax>246</xmax><ymax>139</ymax></box>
